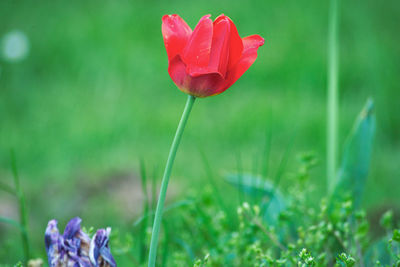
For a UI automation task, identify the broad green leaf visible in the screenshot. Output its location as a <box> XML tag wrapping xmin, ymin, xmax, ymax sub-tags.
<box><xmin>364</xmin><ymin>236</ymin><xmax>399</xmax><ymax>265</ymax></box>
<box><xmin>225</xmin><ymin>173</ymin><xmax>274</xmax><ymax>196</ymax></box>
<box><xmin>225</xmin><ymin>174</ymin><xmax>286</xmax><ymax>225</ymax></box>
<box><xmin>262</xmin><ymin>190</ymin><xmax>286</xmax><ymax>226</ymax></box>
<box><xmin>331</xmin><ymin>98</ymin><xmax>375</xmax><ymax>209</ymax></box>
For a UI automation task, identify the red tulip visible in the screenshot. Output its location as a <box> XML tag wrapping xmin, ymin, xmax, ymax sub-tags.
<box><xmin>162</xmin><ymin>14</ymin><xmax>265</xmax><ymax>97</ymax></box>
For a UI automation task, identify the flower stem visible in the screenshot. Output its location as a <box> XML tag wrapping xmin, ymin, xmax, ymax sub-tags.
<box><xmin>327</xmin><ymin>0</ymin><xmax>339</xmax><ymax>193</ymax></box>
<box><xmin>148</xmin><ymin>94</ymin><xmax>196</xmax><ymax>267</ymax></box>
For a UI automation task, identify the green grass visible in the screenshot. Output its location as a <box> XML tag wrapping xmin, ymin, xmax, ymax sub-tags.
<box><xmin>0</xmin><ymin>0</ymin><xmax>399</xmax><ymax>264</ymax></box>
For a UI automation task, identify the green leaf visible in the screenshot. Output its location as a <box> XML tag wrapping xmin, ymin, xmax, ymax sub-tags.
<box><xmin>132</xmin><ymin>199</ymin><xmax>194</xmax><ymax>227</ymax></box>
<box><xmin>174</xmin><ymin>238</ymin><xmax>195</xmax><ymax>261</ymax></box>
<box><xmin>393</xmin><ymin>229</ymin><xmax>400</xmax><ymax>242</ymax></box>
<box><xmin>364</xmin><ymin>237</ymin><xmax>399</xmax><ymax>265</ymax></box>
<box><xmin>0</xmin><ymin>216</ymin><xmax>25</xmax><ymax>233</ymax></box>
<box><xmin>225</xmin><ymin>174</ymin><xmax>286</xmax><ymax>225</ymax></box>
<box><xmin>330</xmin><ymin>98</ymin><xmax>375</xmax><ymax>209</ymax></box>
<box><xmin>0</xmin><ymin>181</ymin><xmax>16</xmax><ymax>196</ymax></box>
<box><xmin>225</xmin><ymin>173</ymin><xmax>274</xmax><ymax>195</ymax></box>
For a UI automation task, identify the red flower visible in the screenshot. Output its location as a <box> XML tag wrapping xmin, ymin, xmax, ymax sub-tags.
<box><xmin>162</xmin><ymin>14</ymin><xmax>265</xmax><ymax>98</ymax></box>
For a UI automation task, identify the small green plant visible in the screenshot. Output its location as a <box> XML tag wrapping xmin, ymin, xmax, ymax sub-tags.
<box><xmin>128</xmin><ymin>151</ymin><xmax>397</xmax><ymax>266</ymax></box>
<box><xmin>335</xmin><ymin>253</ymin><xmax>355</xmax><ymax>266</ymax></box>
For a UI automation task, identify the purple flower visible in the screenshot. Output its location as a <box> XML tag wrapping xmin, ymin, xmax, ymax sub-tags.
<box><xmin>45</xmin><ymin>217</ymin><xmax>116</xmax><ymax>267</ymax></box>
<box><xmin>89</xmin><ymin>228</ymin><xmax>116</xmax><ymax>267</ymax></box>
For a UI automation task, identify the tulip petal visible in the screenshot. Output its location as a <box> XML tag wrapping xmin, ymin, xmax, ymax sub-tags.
<box><xmin>168</xmin><ymin>55</ymin><xmax>224</xmax><ymax>97</ymax></box>
<box><xmin>168</xmin><ymin>55</ymin><xmax>188</xmax><ymax>89</ymax></box>
<box><xmin>182</xmin><ymin>15</ymin><xmax>213</xmax><ymax>75</ymax></box>
<box><xmin>162</xmin><ymin>14</ymin><xmax>192</xmax><ymax>60</ymax></box>
<box><xmin>181</xmin><ymin>14</ymin><xmax>244</xmax><ymax>79</ymax></box>
<box><xmin>226</xmin><ymin>16</ymin><xmax>244</xmax><ymax>71</ymax></box>
<box><xmin>207</xmin><ymin>15</ymin><xmax>231</xmax><ymax>78</ymax></box>
<box><xmin>222</xmin><ymin>34</ymin><xmax>264</xmax><ymax>91</ymax></box>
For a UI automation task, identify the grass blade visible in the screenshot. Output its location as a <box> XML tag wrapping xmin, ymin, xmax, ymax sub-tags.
<box><xmin>138</xmin><ymin>159</ymin><xmax>149</xmax><ymax>263</ymax></box>
<box><xmin>0</xmin><ymin>216</ymin><xmax>25</xmax><ymax>233</ymax></box>
<box><xmin>10</xmin><ymin>151</ymin><xmax>30</xmax><ymax>262</ymax></box>
<box><xmin>161</xmin><ymin>220</ymin><xmax>170</xmax><ymax>267</ymax></box>
<box><xmin>235</xmin><ymin>153</ymin><xmax>244</xmax><ymax>205</ymax></box>
<box><xmin>330</xmin><ymin>99</ymin><xmax>375</xmax><ymax>208</ymax></box>
<box><xmin>199</xmin><ymin>149</ymin><xmax>227</xmax><ymax>212</ymax></box>
<box><xmin>327</xmin><ymin>0</ymin><xmax>340</xmax><ymax>193</ymax></box>
<box><xmin>261</xmin><ymin>129</ymin><xmax>272</xmax><ymax>179</ymax></box>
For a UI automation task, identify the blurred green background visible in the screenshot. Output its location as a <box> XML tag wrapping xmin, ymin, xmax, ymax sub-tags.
<box><xmin>0</xmin><ymin>0</ymin><xmax>399</xmax><ymax>264</ymax></box>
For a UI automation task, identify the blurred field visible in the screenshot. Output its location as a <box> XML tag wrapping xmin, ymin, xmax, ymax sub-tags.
<box><xmin>0</xmin><ymin>0</ymin><xmax>399</xmax><ymax>264</ymax></box>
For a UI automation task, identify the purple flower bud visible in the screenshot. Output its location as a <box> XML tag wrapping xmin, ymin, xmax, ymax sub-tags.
<box><xmin>45</xmin><ymin>217</ymin><xmax>116</xmax><ymax>267</ymax></box>
<box><xmin>44</xmin><ymin>220</ymin><xmax>60</xmax><ymax>266</ymax></box>
<box><xmin>89</xmin><ymin>228</ymin><xmax>117</xmax><ymax>267</ymax></box>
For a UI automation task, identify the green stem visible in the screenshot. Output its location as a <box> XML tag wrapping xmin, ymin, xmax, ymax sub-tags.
<box><xmin>11</xmin><ymin>151</ymin><xmax>30</xmax><ymax>263</ymax></box>
<box><xmin>139</xmin><ymin>159</ymin><xmax>149</xmax><ymax>263</ymax></box>
<box><xmin>148</xmin><ymin>95</ymin><xmax>196</xmax><ymax>267</ymax></box>
<box><xmin>327</xmin><ymin>0</ymin><xmax>339</xmax><ymax>193</ymax></box>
